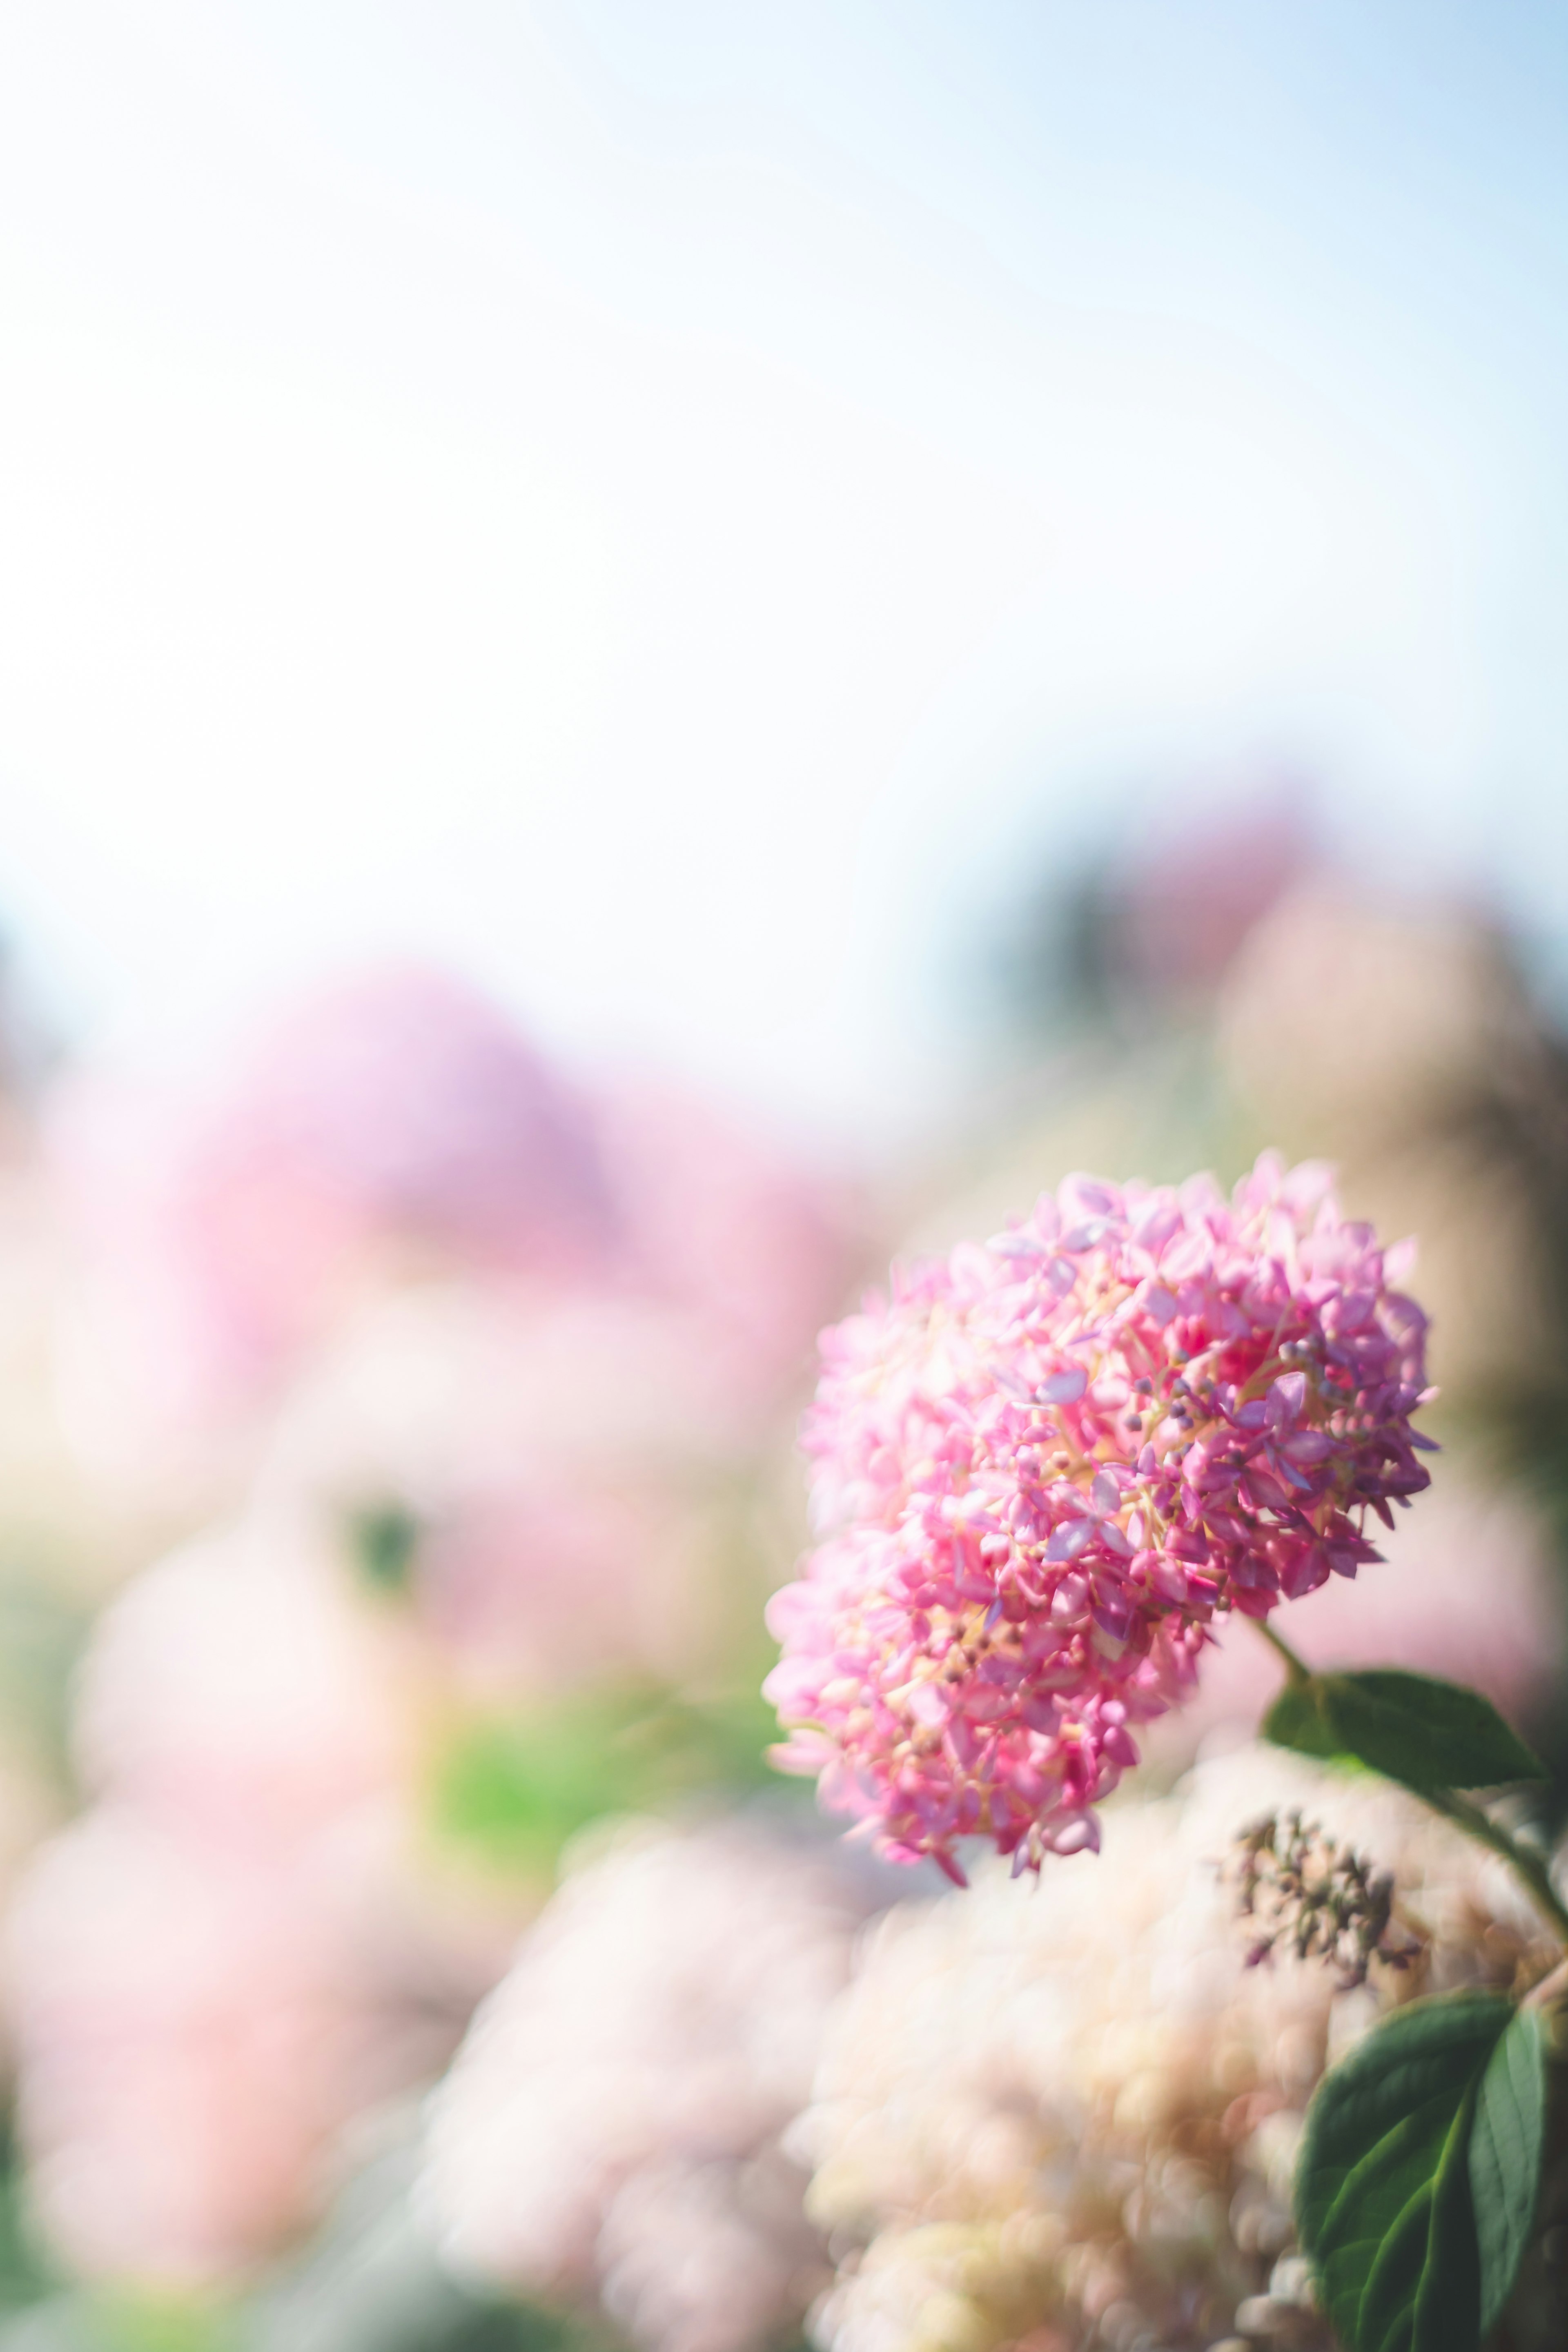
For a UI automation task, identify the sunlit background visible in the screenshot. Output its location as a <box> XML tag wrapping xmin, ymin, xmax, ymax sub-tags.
<box><xmin>6</xmin><ymin>2</ymin><xmax>1568</xmax><ymax>1136</ymax></box>
<box><xmin>2</xmin><ymin>6</ymin><xmax>1568</xmax><ymax>2350</ymax></box>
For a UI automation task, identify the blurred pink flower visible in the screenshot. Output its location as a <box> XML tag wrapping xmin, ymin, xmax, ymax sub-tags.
<box><xmin>258</xmin><ymin>1281</ymin><xmax>749</xmax><ymax>1693</ymax></box>
<box><xmin>1088</xmin><ymin>793</ymin><xmax>1312</xmax><ymax>1004</ymax></box>
<box><xmin>49</xmin><ymin>970</ymin><xmax>859</xmax><ymax>1517</ymax></box>
<box><xmin>596</xmin><ymin>1085</ymin><xmax>861</xmax><ymax>1422</ymax></box>
<box><xmin>421</xmin><ymin>1815</ymin><xmax>881</xmax><ymax>2352</ymax></box>
<box><xmin>8</xmin><ymin>1513</ymin><xmax>537</xmax><ymax>2287</ymax></box>
<box><xmin>52</xmin><ymin>966</ymin><xmax>610</xmax><ymax>1423</ymax></box>
<box><xmin>7</xmin><ymin>1807</ymin><xmax>366</xmax><ymax>2285</ymax></box>
<box><xmin>766</xmin><ymin>1153</ymin><xmax>1433</xmax><ymax>1880</ymax></box>
<box><xmin>71</xmin><ymin>1520</ymin><xmax>414</xmax><ymax>1849</ymax></box>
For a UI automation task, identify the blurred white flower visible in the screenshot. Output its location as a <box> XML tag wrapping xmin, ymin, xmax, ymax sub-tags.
<box><xmin>802</xmin><ymin>1746</ymin><xmax>1556</xmax><ymax>2352</ymax></box>
<box><xmin>422</xmin><ymin>1813</ymin><xmax>886</xmax><ymax>2352</ymax></box>
<box><xmin>1216</xmin><ymin>886</ymin><xmax>1529</xmax><ymax>1145</ymax></box>
<box><xmin>1216</xmin><ymin>885</ymin><xmax>1567</xmax><ymax>1400</ymax></box>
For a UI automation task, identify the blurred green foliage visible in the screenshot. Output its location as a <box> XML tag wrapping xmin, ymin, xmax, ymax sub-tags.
<box><xmin>0</xmin><ymin>1564</ymin><xmax>92</xmax><ymax>1789</ymax></box>
<box><xmin>429</xmin><ymin>1677</ymin><xmax>790</xmax><ymax>1879</ymax></box>
<box><xmin>349</xmin><ymin>1503</ymin><xmax>425</xmax><ymax>1599</ymax></box>
<box><xmin>0</xmin><ymin>2287</ymin><xmax>235</xmax><ymax>2352</ymax></box>
<box><xmin>0</xmin><ymin>2115</ymin><xmax>57</xmax><ymax>2325</ymax></box>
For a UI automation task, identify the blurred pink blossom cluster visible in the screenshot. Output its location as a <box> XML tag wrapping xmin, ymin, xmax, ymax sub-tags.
<box><xmin>0</xmin><ymin>888</ymin><xmax>1562</xmax><ymax>2343</ymax></box>
<box><xmin>766</xmin><ymin>1153</ymin><xmax>1432</xmax><ymax>1880</ymax></box>
<box><xmin>4</xmin><ymin>966</ymin><xmax>863</xmax><ymax>2292</ymax></box>
<box><xmin>259</xmin><ymin>1283</ymin><xmax>745</xmax><ymax>1697</ymax></box>
<box><xmin>40</xmin><ymin>962</ymin><xmax>862</xmax><ymax>1694</ymax></box>
<box><xmin>6</xmin><ymin>1522</ymin><xmax>424</xmax><ymax>2284</ymax></box>
<box><xmin>51</xmin><ymin>965</ymin><xmax>856</xmax><ymax>1515</ymax></box>
<box><xmin>423</xmin><ymin>1815</ymin><xmax>883</xmax><ymax>2352</ymax></box>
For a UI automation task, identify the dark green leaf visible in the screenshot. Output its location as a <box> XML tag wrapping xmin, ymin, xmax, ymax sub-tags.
<box><xmin>1262</xmin><ymin>1677</ymin><xmax>1349</xmax><ymax>1762</ymax></box>
<box><xmin>1297</xmin><ymin>1992</ymin><xmax>1513</xmax><ymax>2352</ymax></box>
<box><xmin>1412</xmin><ymin>2084</ymin><xmax>1483</xmax><ymax>2352</ymax></box>
<box><xmin>1469</xmin><ymin>2005</ymin><xmax>1548</xmax><ymax>2333</ymax></box>
<box><xmin>1321</xmin><ymin>1671</ymin><xmax>1547</xmax><ymax>1793</ymax></box>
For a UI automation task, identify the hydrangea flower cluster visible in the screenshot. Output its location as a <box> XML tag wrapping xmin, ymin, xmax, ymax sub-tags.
<box><xmin>422</xmin><ymin>1817</ymin><xmax>881</xmax><ymax>2352</ymax></box>
<box><xmin>765</xmin><ymin>1153</ymin><xmax>1434</xmax><ymax>1881</ymax></box>
<box><xmin>802</xmin><ymin>1748</ymin><xmax>1554</xmax><ymax>2352</ymax></box>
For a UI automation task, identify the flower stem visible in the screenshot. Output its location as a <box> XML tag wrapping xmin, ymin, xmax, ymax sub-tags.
<box><xmin>1419</xmin><ymin>1786</ymin><xmax>1568</xmax><ymax>1951</ymax></box>
<box><xmin>1254</xmin><ymin>1616</ymin><xmax>1312</xmax><ymax>1684</ymax></box>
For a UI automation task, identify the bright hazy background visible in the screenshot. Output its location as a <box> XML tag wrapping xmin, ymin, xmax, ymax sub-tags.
<box><xmin>3</xmin><ymin>1</ymin><xmax>1568</xmax><ymax>1140</ymax></box>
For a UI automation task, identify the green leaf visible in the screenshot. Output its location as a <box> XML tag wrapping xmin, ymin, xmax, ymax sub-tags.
<box><xmin>1262</xmin><ymin>1677</ymin><xmax>1350</xmax><ymax>1762</ymax></box>
<box><xmin>1469</xmin><ymin>2005</ymin><xmax>1548</xmax><ymax>2333</ymax></box>
<box><xmin>1321</xmin><ymin>1671</ymin><xmax>1547</xmax><ymax>1794</ymax></box>
<box><xmin>1296</xmin><ymin>1992</ymin><xmax>1514</xmax><ymax>2352</ymax></box>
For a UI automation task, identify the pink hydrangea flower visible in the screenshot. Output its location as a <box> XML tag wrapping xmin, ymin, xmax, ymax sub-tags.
<box><xmin>764</xmin><ymin>1153</ymin><xmax>1434</xmax><ymax>1883</ymax></box>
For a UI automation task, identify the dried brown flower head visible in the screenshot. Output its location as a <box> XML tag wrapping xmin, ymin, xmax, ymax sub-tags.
<box><xmin>1232</xmin><ymin>1809</ymin><xmax>1423</xmax><ymax>1988</ymax></box>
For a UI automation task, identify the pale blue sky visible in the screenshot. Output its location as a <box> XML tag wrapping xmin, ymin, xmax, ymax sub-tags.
<box><xmin>2</xmin><ymin>3</ymin><xmax>1566</xmax><ymax>1145</ymax></box>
